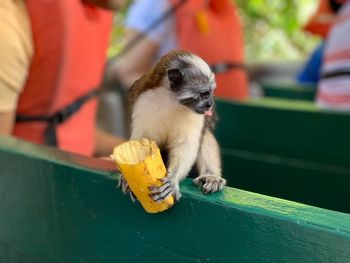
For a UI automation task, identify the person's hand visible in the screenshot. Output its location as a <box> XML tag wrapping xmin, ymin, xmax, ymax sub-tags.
<box><xmin>0</xmin><ymin>111</ymin><xmax>15</xmax><ymax>135</ymax></box>
<box><xmin>99</xmin><ymin>156</ymin><xmax>113</xmax><ymax>161</ymax></box>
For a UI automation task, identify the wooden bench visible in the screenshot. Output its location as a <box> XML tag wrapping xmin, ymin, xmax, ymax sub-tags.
<box><xmin>0</xmin><ymin>136</ymin><xmax>349</xmax><ymax>262</ymax></box>
<box><xmin>215</xmin><ymin>98</ymin><xmax>350</xmax><ymax>213</ymax></box>
<box><xmin>260</xmin><ymin>79</ymin><xmax>316</xmax><ymax>101</ymax></box>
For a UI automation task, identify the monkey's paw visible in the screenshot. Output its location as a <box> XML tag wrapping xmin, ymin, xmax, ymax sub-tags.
<box><xmin>149</xmin><ymin>176</ymin><xmax>181</xmax><ymax>203</ymax></box>
<box><xmin>193</xmin><ymin>174</ymin><xmax>226</xmax><ymax>194</ymax></box>
<box><xmin>117</xmin><ymin>175</ymin><xmax>137</xmax><ymax>202</ymax></box>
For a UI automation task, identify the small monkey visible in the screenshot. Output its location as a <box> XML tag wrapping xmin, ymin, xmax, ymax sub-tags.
<box><xmin>119</xmin><ymin>49</ymin><xmax>226</xmax><ymax>202</ymax></box>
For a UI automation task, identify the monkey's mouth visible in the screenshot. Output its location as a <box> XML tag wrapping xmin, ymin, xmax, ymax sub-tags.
<box><xmin>204</xmin><ymin>109</ymin><xmax>213</xmax><ymax>116</ymax></box>
<box><xmin>196</xmin><ymin>107</ymin><xmax>213</xmax><ymax>116</ymax></box>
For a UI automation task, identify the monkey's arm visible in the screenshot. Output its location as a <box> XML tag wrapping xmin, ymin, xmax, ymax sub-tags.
<box><xmin>193</xmin><ymin>129</ymin><xmax>226</xmax><ymax>193</ymax></box>
<box><xmin>149</xmin><ymin>139</ymin><xmax>199</xmax><ymax>202</ymax></box>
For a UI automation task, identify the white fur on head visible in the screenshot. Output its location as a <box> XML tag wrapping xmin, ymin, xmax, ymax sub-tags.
<box><xmin>168</xmin><ymin>53</ymin><xmax>215</xmax><ymax>84</ymax></box>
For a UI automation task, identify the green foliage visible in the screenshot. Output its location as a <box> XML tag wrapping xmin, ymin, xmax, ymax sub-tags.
<box><xmin>108</xmin><ymin>15</ymin><xmax>126</xmax><ymax>58</ymax></box>
<box><xmin>235</xmin><ymin>0</ymin><xmax>320</xmax><ymax>61</ymax></box>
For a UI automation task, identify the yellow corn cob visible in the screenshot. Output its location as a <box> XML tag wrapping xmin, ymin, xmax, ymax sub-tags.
<box><xmin>110</xmin><ymin>138</ymin><xmax>174</xmax><ymax>213</ymax></box>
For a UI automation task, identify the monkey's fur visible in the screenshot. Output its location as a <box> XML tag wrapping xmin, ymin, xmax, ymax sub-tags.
<box><xmin>119</xmin><ymin>50</ymin><xmax>226</xmax><ymax>202</ymax></box>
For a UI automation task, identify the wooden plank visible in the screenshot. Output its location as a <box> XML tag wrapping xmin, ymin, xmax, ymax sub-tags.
<box><xmin>215</xmin><ymin>98</ymin><xmax>350</xmax><ymax>167</ymax></box>
<box><xmin>260</xmin><ymin>79</ymin><xmax>316</xmax><ymax>101</ymax></box>
<box><xmin>0</xmin><ymin>137</ymin><xmax>350</xmax><ymax>263</ymax></box>
<box><xmin>215</xmin><ymin>98</ymin><xmax>350</xmax><ymax>212</ymax></box>
<box><xmin>221</xmin><ymin>149</ymin><xmax>350</xmax><ymax>213</ymax></box>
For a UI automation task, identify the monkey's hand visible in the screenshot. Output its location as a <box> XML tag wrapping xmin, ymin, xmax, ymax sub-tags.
<box><xmin>149</xmin><ymin>175</ymin><xmax>181</xmax><ymax>203</ymax></box>
<box><xmin>193</xmin><ymin>174</ymin><xmax>226</xmax><ymax>194</ymax></box>
<box><xmin>118</xmin><ymin>174</ymin><xmax>137</xmax><ymax>202</ymax></box>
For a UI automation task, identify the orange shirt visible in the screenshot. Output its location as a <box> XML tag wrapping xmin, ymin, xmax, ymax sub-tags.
<box><xmin>12</xmin><ymin>0</ymin><xmax>113</xmax><ymax>156</ymax></box>
<box><xmin>172</xmin><ymin>0</ymin><xmax>248</xmax><ymax>100</ymax></box>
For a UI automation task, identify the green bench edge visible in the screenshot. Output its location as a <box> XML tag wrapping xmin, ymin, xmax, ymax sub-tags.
<box><xmin>1</xmin><ymin>135</ymin><xmax>349</xmax><ymax>238</ymax></box>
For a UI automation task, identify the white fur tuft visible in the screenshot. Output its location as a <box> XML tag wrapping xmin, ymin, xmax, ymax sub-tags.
<box><xmin>131</xmin><ymin>87</ymin><xmax>204</xmax><ymax>148</ymax></box>
<box><xmin>169</xmin><ymin>53</ymin><xmax>214</xmax><ymax>82</ymax></box>
<box><xmin>186</xmin><ymin>54</ymin><xmax>212</xmax><ymax>77</ymax></box>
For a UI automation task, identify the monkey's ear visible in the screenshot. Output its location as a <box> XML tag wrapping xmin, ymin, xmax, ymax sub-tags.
<box><xmin>167</xmin><ymin>69</ymin><xmax>184</xmax><ymax>84</ymax></box>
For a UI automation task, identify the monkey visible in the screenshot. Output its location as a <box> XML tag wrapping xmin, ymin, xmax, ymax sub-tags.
<box><xmin>118</xmin><ymin>49</ymin><xmax>226</xmax><ymax>202</ymax></box>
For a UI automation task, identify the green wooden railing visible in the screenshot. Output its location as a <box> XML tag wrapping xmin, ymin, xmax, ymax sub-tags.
<box><xmin>260</xmin><ymin>79</ymin><xmax>316</xmax><ymax>101</ymax></box>
<box><xmin>215</xmin><ymin>98</ymin><xmax>350</xmax><ymax>213</ymax></box>
<box><xmin>0</xmin><ymin>136</ymin><xmax>349</xmax><ymax>262</ymax></box>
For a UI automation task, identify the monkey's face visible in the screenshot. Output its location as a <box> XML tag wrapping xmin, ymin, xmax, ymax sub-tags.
<box><xmin>167</xmin><ymin>66</ymin><xmax>215</xmax><ymax>116</ymax></box>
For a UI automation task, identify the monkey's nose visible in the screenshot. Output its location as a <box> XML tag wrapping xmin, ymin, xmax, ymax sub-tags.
<box><xmin>206</xmin><ymin>101</ymin><xmax>213</xmax><ymax>108</ymax></box>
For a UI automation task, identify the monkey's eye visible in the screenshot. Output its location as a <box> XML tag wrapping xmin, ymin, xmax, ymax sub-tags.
<box><xmin>200</xmin><ymin>91</ymin><xmax>210</xmax><ymax>99</ymax></box>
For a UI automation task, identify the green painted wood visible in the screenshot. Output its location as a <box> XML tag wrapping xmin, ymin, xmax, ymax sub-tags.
<box><xmin>215</xmin><ymin>98</ymin><xmax>350</xmax><ymax>213</ymax></box>
<box><xmin>221</xmin><ymin>149</ymin><xmax>350</xmax><ymax>213</ymax></box>
<box><xmin>216</xmin><ymin>98</ymin><xmax>350</xmax><ymax>167</ymax></box>
<box><xmin>260</xmin><ymin>79</ymin><xmax>316</xmax><ymax>101</ymax></box>
<box><xmin>1</xmin><ymin>136</ymin><xmax>350</xmax><ymax>263</ymax></box>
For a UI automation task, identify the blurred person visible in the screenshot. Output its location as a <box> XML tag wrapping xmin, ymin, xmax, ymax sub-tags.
<box><xmin>0</xmin><ymin>0</ymin><xmax>126</xmax><ymax>157</ymax></box>
<box><xmin>316</xmin><ymin>0</ymin><xmax>350</xmax><ymax>109</ymax></box>
<box><xmin>303</xmin><ymin>0</ymin><xmax>342</xmax><ymax>38</ymax></box>
<box><xmin>297</xmin><ymin>0</ymin><xmax>344</xmax><ymax>84</ymax></box>
<box><xmin>297</xmin><ymin>42</ymin><xmax>325</xmax><ymax>84</ymax></box>
<box><xmin>107</xmin><ymin>0</ymin><xmax>248</xmax><ymax>100</ymax></box>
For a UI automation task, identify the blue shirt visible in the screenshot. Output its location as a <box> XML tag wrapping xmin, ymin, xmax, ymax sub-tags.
<box><xmin>126</xmin><ymin>0</ymin><xmax>178</xmax><ymax>61</ymax></box>
<box><xmin>296</xmin><ymin>42</ymin><xmax>324</xmax><ymax>84</ymax></box>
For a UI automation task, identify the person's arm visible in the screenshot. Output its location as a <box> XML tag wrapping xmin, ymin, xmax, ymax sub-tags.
<box><xmin>106</xmin><ymin>0</ymin><xmax>170</xmax><ymax>88</ymax></box>
<box><xmin>94</xmin><ymin>128</ymin><xmax>125</xmax><ymax>157</ymax></box>
<box><xmin>0</xmin><ymin>112</ymin><xmax>15</xmax><ymax>135</ymax></box>
<box><xmin>0</xmin><ymin>1</ymin><xmax>33</xmax><ymax>136</ymax></box>
<box><xmin>107</xmin><ymin>29</ymin><xmax>159</xmax><ymax>88</ymax></box>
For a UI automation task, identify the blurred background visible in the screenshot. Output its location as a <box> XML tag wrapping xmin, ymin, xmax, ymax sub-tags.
<box><xmin>103</xmin><ymin>0</ymin><xmax>323</xmax><ymax>108</ymax></box>
<box><xmin>109</xmin><ymin>0</ymin><xmax>319</xmax><ymax>61</ymax></box>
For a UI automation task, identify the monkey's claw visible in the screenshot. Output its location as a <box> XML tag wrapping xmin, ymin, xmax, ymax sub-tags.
<box><xmin>193</xmin><ymin>174</ymin><xmax>226</xmax><ymax>194</ymax></box>
<box><xmin>149</xmin><ymin>177</ymin><xmax>181</xmax><ymax>203</ymax></box>
<box><xmin>117</xmin><ymin>175</ymin><xmax>137</xmax><ymax>202</ymax></box>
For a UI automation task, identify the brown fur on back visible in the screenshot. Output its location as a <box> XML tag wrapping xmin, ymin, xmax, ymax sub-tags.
<box><xmin>128</xmin><ymin>49</ymin><xmax>192</xmax><ymax>107</ymax></box>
